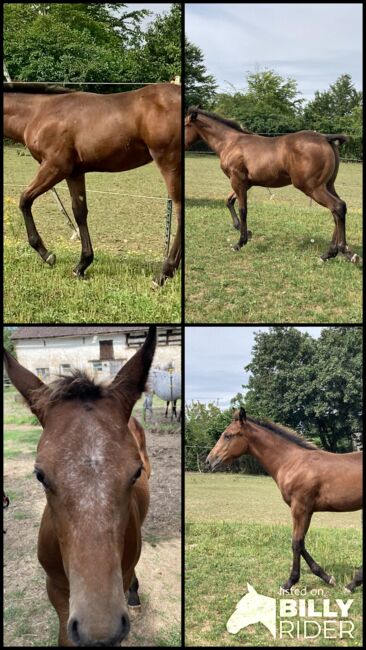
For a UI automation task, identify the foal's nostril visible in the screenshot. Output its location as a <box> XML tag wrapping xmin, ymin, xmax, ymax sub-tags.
<box><xmin>68</xmin><ymin>617</ymin><xmax>81</xmax><ymax>645</ymax></box>
<box><xmin>120</xmin><ymin>614</ymin><xmax>130</xmax><ymax>640</ymax></box>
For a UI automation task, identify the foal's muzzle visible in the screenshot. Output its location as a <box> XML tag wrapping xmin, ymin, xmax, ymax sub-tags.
<box><xmin>68</xmin><ymin>613</ymin><xmax>130</xmax><ymax>647</ymax></box>
<box><xmin>205</xmin><ymin>453</ymin><xmax>222</xmax><ymax>472</ymax></box>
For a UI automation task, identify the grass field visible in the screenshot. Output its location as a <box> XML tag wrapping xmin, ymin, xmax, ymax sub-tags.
<box><xmin>185</xmin><ymin>473</ymin><xmax>363</xmax><ymax>647</ymax></box>
<box><xmin>3</xmin><ymin>146</ymin><xmax>180</xmax><ymax>323</ymax></box>
<box><xmin>185</xmin><ymin>155</ymin><xmax>362</xmax><ymax>323</ymax></box>
<box><xmin>4</xmin><ymin>391</ymin><xmax>182</xmax><ymax>647</ymax></box>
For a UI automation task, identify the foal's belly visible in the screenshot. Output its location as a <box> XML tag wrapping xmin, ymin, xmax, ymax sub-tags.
<box><xmin>75</xmin><ymin>141</ymin><xmax>153</xmax><ymax>173</ymax></box>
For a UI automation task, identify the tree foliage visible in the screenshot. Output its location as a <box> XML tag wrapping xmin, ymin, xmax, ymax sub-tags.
<box><xmin>244</xmin><ymin>327</ymin><xmax>362</xmax><ymax>452</ymax></box>
<box><xmin>185</xmin><ymin>401</ymin><xmax>265</xmax><ymax>475</ymax></box>
<box><xmin>191</xmin><ymin>68</ymin><xmax>362</xmax><ymax>159</ymax></box>
<box><xmin>184</xmin><ymin>38</ymin><xmax>217</xmax><ymax>108</ymax></box>
<box><xmin>3</xmin><ymin>327</ymin><xmax>16</xmax><ymax>356</ymax></box>
<box><xmin>4</xmin><ymin>3</ymin><xmax>181</xmax><ymax>89</ymax></box>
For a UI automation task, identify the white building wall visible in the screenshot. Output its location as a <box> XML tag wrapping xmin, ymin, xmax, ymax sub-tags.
<box><xmin>14</xmin><ymin>332</ymin><xmax>180</xmax><ymax>382</ymax></box>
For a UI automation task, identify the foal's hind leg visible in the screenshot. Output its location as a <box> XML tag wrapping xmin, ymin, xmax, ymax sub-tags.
<box><xmin>309</xmin><ymin>186</ymin><xmax>358</xmax><ymax>263</ymax></box>
<box><xmin>345</xmin><ymin>566</ymin><xmax>363</xmax><ymax>593</ymax></box>
<box><xmin>19</xmin><ymin>162</ymin><xmax>69</xmax><ymax>265</ymax></box>
<box><xmin>66</xmin><ymin>175</ymin><xmax>94</xmax><ymax>278</ymax></box>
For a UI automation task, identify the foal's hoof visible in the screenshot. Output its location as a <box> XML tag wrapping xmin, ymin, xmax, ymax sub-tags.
<box><xmin>344</xmin><ymin>585</ymin><xmax>353</xmax><ymax>593</ymax></box>
<box><xmin>328</xmin><ymin>576</ymin><xmax>336</xmax><ymax>586</ymax></box>
<box><xmin>232</xmin><ymin>244</ymin><xmax>242</xmax><ymax>252</ymax></box>
<box><xmin>128</xmin><ymin>604</ymin><xmax>142</xmax><ymax>619</ymax></box>
<box><xmin>72</xmin><ymin>268</ymin><xmax>85</xmax><ymax>279</ymax></box>
<box><xmin>152</xmin><ymin>276</ymin><xmax>164</xmax><ymax>290</ymax></box>
<box><xmin>351</xmin><ymin>253</ymin><xmax>361</xmax><ymax>264</ymax></box>
<box><xmin>45</xmin><ymin>252</ymin><xmax>56</xmax><ymax>266</ymax></box>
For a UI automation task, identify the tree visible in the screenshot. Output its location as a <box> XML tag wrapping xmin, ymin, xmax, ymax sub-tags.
<box><xmin>3</xmin><ymin>327</ymin><xmax>16</xmax><ymax>356</ymax></box>
<box><xmin>302</xmin><ymin>74</ymin><xmax>362</xmax><ymax>159</ymax></box>
<box><xmin>214</xmin><ymin>70</ymin><xmax>304</xmax><ymax>134</ymax></box>
<box><xmin>3</xmin><ymin>3</ymin><xmax>180</xmax><ymax>88</ymax></box>
<box><xmin>131</xmin><ymin>4</ymin><xmax>182</xmax><ymax>82</ymax></box>
<box><xmin>244</xmin><ymin>327</ymin><xmax>362</xmax><ymax>452</ymax></box>
<box><xmin>184</xmin><ymin>38</ymin><xmax>217</xmax><ymax>108</ymax></box>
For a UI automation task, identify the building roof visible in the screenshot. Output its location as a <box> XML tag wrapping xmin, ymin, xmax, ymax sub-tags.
<box><xmin>11</xmin><ymin>326</ymin><xmax>155</xmax><ymax>340</ymax></box>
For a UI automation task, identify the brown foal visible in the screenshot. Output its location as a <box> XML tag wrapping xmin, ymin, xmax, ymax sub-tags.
<box><xmin>206</xmin><ymin>407</ymin><xmax>362</xmax><ymax>592</ymax></box>
<box><xmin>185</xmin><ymin>108</ymin><xmax>360</xmax><ymax>263</ymax></box>
<box><xmin>4</xmin><ymin>326</ymin><xmax>157</xmax><ymax>646</ymax></box>
<box><xmin>4</xmin><ymin>83</ymin><xmax>181</xmax><ymax>285</ymax></box>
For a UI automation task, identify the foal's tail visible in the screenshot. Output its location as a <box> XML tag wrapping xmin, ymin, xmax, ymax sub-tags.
<box><xmin>324</xmin><ymin>135</ymin><xmax>349</xmax><ymax>186</ymax></box>
<box><xmin>325</xmin><ymin>134</ymin><xmax>349</xmax><ymax>146</ymax></box>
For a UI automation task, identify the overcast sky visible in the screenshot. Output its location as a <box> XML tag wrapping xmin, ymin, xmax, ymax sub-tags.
<box><xmin>185</xmin><ymin>327</ymin><xmax>323</xmax><ymax>408</ymax></box>
<box><xmin>125</xmin><ymin>3</ymin><xmax>172</xmax><ymax>25</ymax></box>
<box><xmin>185</xmin><ymin>3</ymin><xmax>362</xmax><ymax>100</ymax></box>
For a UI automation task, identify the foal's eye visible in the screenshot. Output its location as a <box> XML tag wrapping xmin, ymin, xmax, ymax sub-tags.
<box><xmin>224</xmin><ymin>434</ymin><xmax>231</xmax><ymax>441</ymax></box>
<box><xmin>34</xmin><ymin>469</ymin><xmax>48</xmax><ymax>488</ymax></box>
<box><xmin>132</xmin><ymin>467</ymin><xmax>142</xmax><ymax>484</ymax></box>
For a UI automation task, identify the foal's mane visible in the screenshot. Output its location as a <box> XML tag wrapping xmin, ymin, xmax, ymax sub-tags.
<box><xmin>4</xmin><ymin>82</ymin><xmax>74</xmax><ymax>94</ymax></box>
<box><xmin>31</xmin><ymin>371</ymin><xmax>108</xmax><ymax>412</ymax></box>
<box><xmin>188</xmin><ymin>107</ymin><xmax>253</xmax><ymax>134</ymax></box>
<box><xmin>248</xmin><ymin>416</ymin><xmax>318</xmax><ymax>450</ymax></box>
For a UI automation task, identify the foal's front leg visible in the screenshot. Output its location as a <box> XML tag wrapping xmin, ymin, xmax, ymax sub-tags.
<box><xmin>19</xmin><ymin>161</ymin><xmax>67</xmax><ymax>266</ymax></box>
<box><xmin>229</xmin><ymin>176</ymin><xmax>252</xmax><ymax>251</ymax></box>
<box><xmin>66</xmin><ymin>175</ymin><xmax>94</xmax><ymax>278</ymax></box>
<box><xmin>226</xmin><ymin>192</ymin><xmax>240</xmax><ymax>230</ymax></box>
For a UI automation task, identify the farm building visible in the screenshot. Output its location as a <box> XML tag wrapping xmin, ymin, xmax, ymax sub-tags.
<box><xmin>10</xmin><ymin>326</ymin><xmax>181</xmax><ymax>382</ymax></box>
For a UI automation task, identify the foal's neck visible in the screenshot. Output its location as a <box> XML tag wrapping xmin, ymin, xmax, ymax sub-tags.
<box><xmin>246</xmin><ymin>422</ymin><xmax>300</xmax><ymax>481</ymax></box>
<box><xmin>196</xmin><ymin>119</ymin><xmax>237</xmax><ymax>155</ymax></box>
<box><xmin>3</xmin><ymin>94</ymin><xmax>39</xmax><ymax>144</ymax></box>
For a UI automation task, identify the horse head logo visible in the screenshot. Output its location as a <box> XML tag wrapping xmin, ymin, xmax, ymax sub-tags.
<box><xmin>227</xmin><ymin>583</ymin><xmax>276</xmax><ymax>638</ymax></box>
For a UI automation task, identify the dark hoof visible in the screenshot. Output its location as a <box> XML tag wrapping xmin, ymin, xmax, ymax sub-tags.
<box><xmin>344</xmin><ymin>585</ymin><xmax>354</xmax><ymax>593</ymax></box>
<box><xmin>233</xmin><ymin>244</ymin><xmax>242</xmax><ymax>252</ymax></box>
<box><xmin>45</xmin><ymin>252</ymin><xmax>56</xmax><ymax>266</ymax></box>
<box><xmin>328</xmin><ymin>576</ymin><xmax>336</xmax><ymax>586</ymax></box>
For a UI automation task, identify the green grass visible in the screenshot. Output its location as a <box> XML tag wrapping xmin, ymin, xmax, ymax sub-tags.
<box><xmin>4</xmin><ymin>146</ymin><xmax>180</xmax><ymax>323</ymax></box>
<box><xmin>185</xmin><ymin>473</ymin><xmax>361</xmax><ymax>528</ymax></box>
<box><xmin>185</xmin><ymin>474</ymin><xmax>362</xmax><ymax>647</ymax></box>
<box><xmin>185</xmin><ymin>155</ymin><xmax>362</xmax><ymax>323</ymax></box>
<box><xmin>155</xmin><ymin>623</ymin><xmax>182</xmax><ymax>646</ymax></box>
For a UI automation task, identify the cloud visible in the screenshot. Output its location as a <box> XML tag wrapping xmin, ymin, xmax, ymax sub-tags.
<box><xmin>185</xmin><ymin>327</ymin><xmax>323</xmax><ymax>408</ymax></box>
<box><xmin>185</xmin><ymin>3</ymin><xmax>362</xmax><ymax>99</ymax></box>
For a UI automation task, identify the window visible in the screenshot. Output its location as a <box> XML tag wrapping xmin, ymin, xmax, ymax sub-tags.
<box><xmin>100</xmin><ymin>340</ymin><xmax>114</xmax><ymax>360</ymax></box>
<box><xmin>60</xmin><ymin>364</ymin><xmax>72</xmax><ymax>375</ymax></box>
<box><xmin>91</xmin><ymin>361</ymin><xmax>103</xmax><ymax>372</ymax></box>
<box><xmin>36</xmin><ymin>368</ymin><xmax>49</xmax><ymax>380</ymax></box>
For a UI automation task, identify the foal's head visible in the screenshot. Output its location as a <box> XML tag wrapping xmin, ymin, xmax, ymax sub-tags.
<box><xmin>206</xmin><ymin>407</ymin><xmax>250</xmax><ymax>471</ymax></box>
<box><xmin>4</xmin><ymin>326</ymin><xmax>156</xmax><ymax>647</ymax></box>
<box><xmin>185</xmin><ymin>106</ymin><xmax>202</xmax><ymax>148</ymax></box>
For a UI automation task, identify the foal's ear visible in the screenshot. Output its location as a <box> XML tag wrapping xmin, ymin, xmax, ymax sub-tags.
<box><xmin>239</xmin><ymin>407</ymin><xmax>247</xmax><ymax>422</ymax></box>
<box><xmin>111</xmin><ymin>326</ymin><xmax>157</xmax><ymax>419</ymax></box>
<box><xmin>3</xmin><ymin>349</ymin><xmax>46</xmax><ymax>423</ymax></box>
<box><xmin>188</xmin><ymin>110</ymin><xmax>198</xmax><ymax>122</ymax></box>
